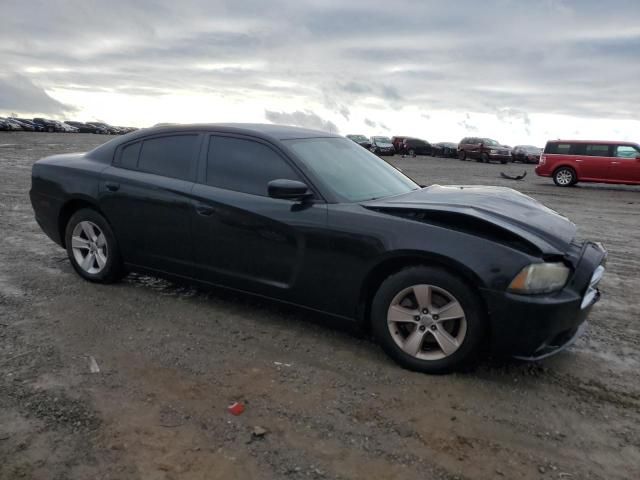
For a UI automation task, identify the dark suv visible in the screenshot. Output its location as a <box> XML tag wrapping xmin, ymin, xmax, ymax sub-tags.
<box><xmin>402</xmin><ymin>138</ymin><xmax>432</xmax><ymax>156</ymax></box>
<box><xmin>458</xmin><ymin>137</ymin><xmax>511</xmax><ymax>164</ymax></box>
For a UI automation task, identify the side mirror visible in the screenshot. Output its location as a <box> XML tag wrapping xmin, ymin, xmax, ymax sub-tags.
<box><xmin>268</xmin><ymin>179</ymin><xmax>313</xmax><ymax>201</ymax></box>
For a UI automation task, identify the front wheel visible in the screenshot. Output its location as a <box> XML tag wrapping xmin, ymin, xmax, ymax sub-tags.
<box><xmin>553</xmin><ymin>167</ymin><xmax>577</xmax><ymax>187</ymax></box>
<box><xmin>65</xmin><ymin>208</ymin><xmax>124</xmax><ymax>283</ymax></box>
<box><xmin>371</xmin><ymin>266</ymin><xmax>486</xmax><ymax>374</ymax></box>
<box><xmin>458</xmin><ymin>151</ymin><xmax>466</xmax><ymax>161</ymax></box>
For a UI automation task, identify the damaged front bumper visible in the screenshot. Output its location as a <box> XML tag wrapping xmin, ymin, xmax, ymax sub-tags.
<box><xmin>482</xmin><ymin>241</ymin><xmax>607</xmax><ymax>360</ymax></box>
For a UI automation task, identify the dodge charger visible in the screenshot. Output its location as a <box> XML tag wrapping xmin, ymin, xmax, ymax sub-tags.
<box><xmin>30</xmin><ymin>124</ymin><xmax>606</xmax><ymax>373</ymax></box>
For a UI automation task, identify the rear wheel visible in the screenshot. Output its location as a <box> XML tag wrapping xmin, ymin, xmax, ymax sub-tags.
<box><xmin>371</xmin><ymin>266</ymin><xmax>486</xmax><ymax>374</ymax></box>
<box><xmin>553</xmin><ymin>167</ymin><xmax>577</xmax><ymax>187</ymax></box>
<box><xmin>64</xmin><ymin>208</ymin><xmax>124</xmax><ymax>283</ymax></box>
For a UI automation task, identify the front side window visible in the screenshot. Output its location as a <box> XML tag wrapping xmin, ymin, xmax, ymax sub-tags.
<box><xmin>206</xmin><ymin>136</ymin><xmax>300</xmax><ymax>196</ymax></box>
<box><xmin>615</xmin><ymin>145</ymin><xmax>639</xmax><ymax>158</ymax></box>
<box><xmin>284</xmin><ymin>137</ymin><xmax>419</xmax><ymax>202</ymax></box>
<box><xmin>137</xmin><ymin>135</ymin><xmax>198</xmax><ymax>180</ymax></box>
<box><xmin>585</xmin><ymin>144</ymin><xmax>611</xmax><ymax>157</ymax></box>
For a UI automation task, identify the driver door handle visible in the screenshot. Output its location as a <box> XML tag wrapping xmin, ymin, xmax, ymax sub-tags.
<box><xmin>105</xmin><ymin>182</ymin><xmax>120</xmax><ymax>192</ymax></box>
<box><xmin>195</xmin><ymin>203</ymin><xmax>215</xmax><ymax>216</ymax></box>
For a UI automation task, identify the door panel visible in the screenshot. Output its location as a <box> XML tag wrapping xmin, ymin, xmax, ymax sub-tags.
<box><xmin>190</xmin><ymin>184</ymin><xmax>329</xmax><ymax>302</ymax></box>
<box><xmin>609</xmin><ymin>158</ymin><xmax>640</xmax><ymax>182</ymax></box>
<box><xmin>99</xmin><ymin>166</ymin><xmax>195</xmax><ymax>275</ymax></box>
<box><xmin>574</xmin><ymin>155</ymin><xmax>610</xmax><ymax>179</ymax></box>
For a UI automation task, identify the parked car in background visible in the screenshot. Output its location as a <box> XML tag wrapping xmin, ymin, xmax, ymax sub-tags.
<box><xmin>88</xmin><ymin>122</ymin><xmax>121</xmax><ymax>135</ymax></box>
<box><xmin>30</xmin><ymin>123</ymin><xmax>607</xmax><ymax>373</ymax></box>
<box><xmin>391</xmin><ymin>136</ymin><xmax>409</xmax><ymax>153</ymax></box>
<box><xmin>458</xmin><ymin>137</ymin><xmax>511</xmax><ymax>164</ymax></box>
<box><xmin>402</xmin><ymin>138</ymin><xmax>432</xmax><ymax>156</ymax></box>
<box><xmin>536</xmin><ymin>140</ymin><xmax>640</xmax><ymax>187</ymax></box>
<box><xmin>58</xmin><ymin>122</ymin><xmax>79</xmax><ymax>133</ymax></box>
<box><xmin>2</xmin><ymin>118</ymin><xmax>24</xmax><ymax>131</ymax></box>
<box><xmin>346</xmin><ymin>134</ymin><xmax>372</xmax><ymax>149</ymax></box>
<box><xmin>0</xmin><ymin>118</ymin><xmax>12</xmax><ymax>131</ymax></box>
<box><xmin>13</xmin><ymin>117</ymin><xmax>45</xmax><ymax>132</ymax></box>
<box><xmin>511</xmin><ymin>145</ymin><xmax>542</xmax><ymax>164</ymax></box>
<box><xmin>432</xmin><ymin>142</ymin><xmax>458</xmax><ymax>158</ymax></box>
<box><xmin>33</xmin><ymin>118</ymin><xmax>64</xmax><ymax>132</ymax></box>
<box><xmin>9</xmin><ymin>118</ymin><xmax>39</xmax><ymax>131</ymax></box>
<box><xmin>65</xmin><ymin>121</ymin><xmax>99</xmax><ymax>134</ymax></box>
<box><xmin>370</xmin><ymin>136</ymin><xmax>396</xmax><ymax>156</ymax></box>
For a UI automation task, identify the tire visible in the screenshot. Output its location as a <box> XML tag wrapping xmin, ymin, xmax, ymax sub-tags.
<box><xmin>47</xmin><ymin>127</ymin><xmax>54</xmax><ymax>133</ymax></box>
<box><xmin>371</xmin><ymin>266</ymin><xmax>486</xmax><ymax>374</ymax></box>
<box><xmin>409</xmin><ymin>149</ymin><xmax>416</xmax><ymax>157</ymax></box>
<box><xmin>64</xmin><ymin>208</ymin><xmax>124</xmax><ymax>283</ymax></box>
<box><xmin>458</xmin><ymin>151</ymin><xmax>466</xmax><ymax>161</ymax></box>
<box><xmin>553</xmin><ymin>167</ymin><xmax>577</xmax><ymax>187</ymax></box>
<box><xmin>481</xmin><ymin>153</ymin><xmax>490</xmax><ymax>163</ymax></box>
<box><xmin>500</xmin><ymin>159</ymin><xmax>508</xmax><ymax>164</ymax></box>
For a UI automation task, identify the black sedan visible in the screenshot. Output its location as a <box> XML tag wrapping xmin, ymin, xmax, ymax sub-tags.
<box><xmin>512</xmin><ymin>145</ymin><xmax>542</xmax><ymax>164</ymax></box>
<box><xmin>30</xmin><ymin>124</ymin><xmax>606</xmax><ymax>373</ymax></box>
<box><xmin>432</xmin><ymin>142</ymin><xmax>458</xmax><ymax>158</ymax></box>
<box><xmin>346</xmin><ymin>134</ymin><xmax>372</xmax><ymax>150</ymax></box>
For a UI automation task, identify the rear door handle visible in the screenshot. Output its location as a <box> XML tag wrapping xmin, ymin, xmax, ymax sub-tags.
<box><xmin>195</xmin><ymin>204</ymin><xmax>215</xmax><ymax>216</ymax></box>
<box><xmin>105</xmin><ymin>182</ymin><xmax>120</xmax><ymax>192</ymax></box>
<box><xmin>611</xmin><ymin>161</ymin><xmax>621</xmax><ymax>165</ymax></box>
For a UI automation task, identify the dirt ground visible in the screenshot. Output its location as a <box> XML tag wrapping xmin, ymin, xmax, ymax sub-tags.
<box><xmin>1</xmin><ymin>132</ymin><xmax>639</xmax><ymax>480</ymax></box>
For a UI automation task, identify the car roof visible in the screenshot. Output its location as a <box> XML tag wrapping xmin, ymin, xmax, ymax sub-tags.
<box><xmin>134</xmin><ymin>123</ymin><xmax>341</xmax><ymax>141</ymax></box>
<box><xmin>549</xmin><ymin>139</ymin><xmax>638</xmax><ymax>145</ymax></box>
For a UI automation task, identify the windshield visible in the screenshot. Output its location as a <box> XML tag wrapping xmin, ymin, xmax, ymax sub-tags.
<box><xmin>524</xmin><ymin>146</ymin><xmax>541</xmax><ymax>153</ymax></box>
<box><xmin>350</xmin><ymin>135</ymin><xmax>368</xmax><ymax>142</ymax></box>
<box><xmin>373</xmin><ymin>136</ymin><xmax>392</xmax><ymax>144</ymax></box>
<box><xmin>483</xmin><ymin>138</ymin><xmax>499</xmax><ymax>146</ymax></box>
<box><xmin>284</xmin><ymin>137</ymin><xmax>419</xmax><ymax>202</ymax></box>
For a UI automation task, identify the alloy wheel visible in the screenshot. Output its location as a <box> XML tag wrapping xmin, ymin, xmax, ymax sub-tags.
<box><xmin>387</xmin><ymin>284</ymin><xmax>467</xmax><ymax>361</ymax></box>
<box><xmin>71</xmin><ymin>221</ymin><xmax>108</xmax><ymax>274</ymax></box>
<box><xmin>555</xmin><ymin>169</ymin><xmax>574</xmax><ymax>186</ymax></box>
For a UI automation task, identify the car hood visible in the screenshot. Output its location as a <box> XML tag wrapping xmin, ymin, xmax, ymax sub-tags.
<box><xmin>376</xmin><ymin>143</ymin><xmax>394</xmax><ymax>148</ymax></box>
<box><xmin>363</xmin><ymin>185</ymin><xmax>576</xmax><ymax>254</ymax></box>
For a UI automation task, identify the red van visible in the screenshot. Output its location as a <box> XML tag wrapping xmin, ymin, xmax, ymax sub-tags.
<box><xmin>536</xmin><ymin>140</ymin><xmax>640</xmax><ymax>186</ymax></box>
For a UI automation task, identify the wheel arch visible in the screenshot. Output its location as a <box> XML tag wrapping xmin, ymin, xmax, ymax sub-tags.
<box><xmin>58</xmin><ymin>196</ymin><xmax>106</xmax><ymax>248</ymax></box>
<box><xmin>357</xmin><ymin>251</ymin><xmax>487</xmax><ymax>332</ymax></box>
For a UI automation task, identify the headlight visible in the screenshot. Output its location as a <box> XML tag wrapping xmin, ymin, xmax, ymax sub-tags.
<box><xmin>508</xmin><ymin>262</ymin><xmax>570</xmax><ymax>294</ymax></box>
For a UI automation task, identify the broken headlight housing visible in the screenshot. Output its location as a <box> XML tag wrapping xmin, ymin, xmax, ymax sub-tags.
<box><xmin>508</xmin><ymin>262</ymin><xmax>570</xmax><ymax>294</ymax></box>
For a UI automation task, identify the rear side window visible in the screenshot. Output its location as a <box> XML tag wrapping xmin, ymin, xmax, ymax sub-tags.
<box><xmin>206</xmin><ymin>136</ymin><xmax>300</xmax><ymax>196</ymax></box>
<box><xmin>584</xmin><ymin>144</ymin><xmax>611</xmax><ymax>157</ymax></box>
<box><xmin>137</xmin><ymin>135</ymin><xmax>198</xmax><ymax>180</ymax></box>
<box><xmin>120</xmin><ymin>142</ymin><xmax>141</xmax><ymax>169</ymax></box>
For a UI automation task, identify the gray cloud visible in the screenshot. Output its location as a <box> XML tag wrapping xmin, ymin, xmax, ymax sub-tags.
<box><xmin>364</xmin><ymin>118</ymin><xmax>377</xmax><ymax>128</ymax></box>
<box><xmin>0</xmin><ymin>0</ymin><xmax>639</xmax><ymax>125</ymax></box>
<box><xmin>0</xmin><ymin>74</ymin><xmax>73</xmax><ymax>116</ymax></box>
<box><xmin>264</xmin><ymin>109</ymin><xmax>339</xmax><ymax>133</ymax></box>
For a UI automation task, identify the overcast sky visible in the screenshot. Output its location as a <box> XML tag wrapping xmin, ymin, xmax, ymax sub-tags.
<box><xmin>1</xmin><ymin>0</ymin><xmax>639</xmax><ymax>145</ymax></box>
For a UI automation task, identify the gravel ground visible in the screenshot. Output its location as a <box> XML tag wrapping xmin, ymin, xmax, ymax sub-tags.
<box><xmin>1</xmin><ymin>132</ymin><xmax>639</xmax><ymax>480</ymax></box>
